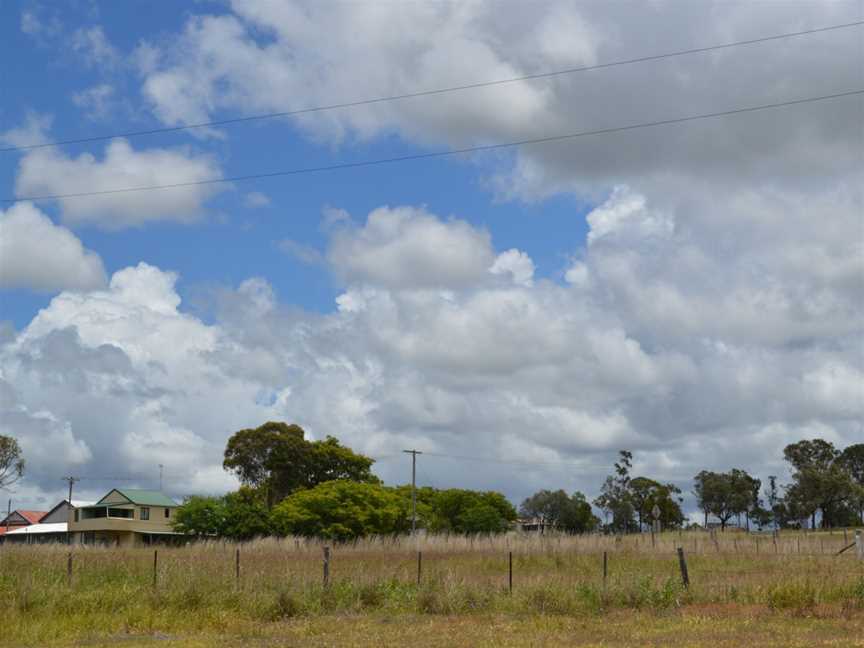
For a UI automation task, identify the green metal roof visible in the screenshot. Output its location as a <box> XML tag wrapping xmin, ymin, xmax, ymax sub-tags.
<box><xmin>97</xmin><ymin>489</ymin><xmax>177</xmax><ymax>507</ymax></box>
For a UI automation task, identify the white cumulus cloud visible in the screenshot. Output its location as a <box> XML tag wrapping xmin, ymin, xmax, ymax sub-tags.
<box><xmin>14</xmin><ymin>139</ymin><xmax>224</xmax><ymax>229</ymax></box>
<box><xmin>0</xmin><ymin>202</ymin><xmax>106</xmax><ymax>293</ymax></box>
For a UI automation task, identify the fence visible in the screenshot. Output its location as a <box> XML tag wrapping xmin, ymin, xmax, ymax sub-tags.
<box><xmin>11</xmin><ymin>529</ymin><xmax>860</xmax><ymax>598</ymax></box>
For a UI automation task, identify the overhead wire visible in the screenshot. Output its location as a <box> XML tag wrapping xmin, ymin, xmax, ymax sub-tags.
<box><xmin>1</xmin><ymin>20</ymin><xmax>860</xmax><ymax>154</ymax></box>
<box><xmin>3</xmin><ymin>89</ymin><xmax>861</xmax><ymax>205</ymax></box>
<box><xmin>420</xmin><ymin>451</ymin><xmax>609</xmax><ymax>470</ymax></box>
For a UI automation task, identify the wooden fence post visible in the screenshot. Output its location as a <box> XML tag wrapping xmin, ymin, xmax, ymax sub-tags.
<box><xmin>323</xmin><ymin>546</ymin><xmax>331</xmax><ymax>587</ymax></box>
<box><xmin>152</xmin><ymin>550</ymin><xmax>158</xmax><ymax>589</ymax></box>
<box><xmin>67</xmin><ymin>552</ymin><xmax>73</xmax><ymax>587</ymax></box>
<box><xmin>417</xmin><ymin>551</ymin><xmax>422</xmax><ymax>585</ymax></box>
<box><xmin>235</xmin><ymin>547</ymin><xmax>240</xmax><ymax>589</ymax></box>
<box><xmin>508</xmin><ymin>551</ymin><xmax>513</xmax><ymax>594</ymax></box>
<box><xmin>602</xmin><ymin>551</ymin><xmax>608</xmax><ymax>588</ymax></box>
<box><xmin>677</xmin><ymin>547</ymin><xmax>690</xmax><ymax>589</ymax></box>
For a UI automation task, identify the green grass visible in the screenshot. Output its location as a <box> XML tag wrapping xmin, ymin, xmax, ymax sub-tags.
<box><xmin>2</xmin><ymin>530</ymin><xmax>862</xmax><ymax>646</ymax></box>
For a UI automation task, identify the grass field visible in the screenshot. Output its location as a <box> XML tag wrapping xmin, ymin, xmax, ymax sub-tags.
<box><xmin>3</xmin><ymin>530</ymin><xmax>863</xmax><ymax>647</ymax></box>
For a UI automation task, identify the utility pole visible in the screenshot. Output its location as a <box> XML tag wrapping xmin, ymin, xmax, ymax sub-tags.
<box><xmin>5</xmin><ymin>499</ymin><xmax>10</xmax><ymax>534</ymax></box>
<box><xmin>62</xmin><ymin>476</ymin><xmax>80</xmax><ymax>545</ymax></box>
<box><xmin>158</xmin><ymin>464</ymin><xmax>164</xmax><ymax>491</ymax></box>
<box><xmin>403</xmin><ymin>450</ymin><xmax>422</xmax><ymax>534</ymax></box>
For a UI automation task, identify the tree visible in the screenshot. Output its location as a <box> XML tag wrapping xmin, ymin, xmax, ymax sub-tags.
<box><xmin>223</xmin><ymin>422</ymin><xmax>377</xmax><ymax>505</ymax></box>
<box><xmin>783</xmin><ymin>439</ymin><xmax>856</xmax><ymax>528</ymax></box>
<box><xmin>557</xmin><ymin>491</ymin><xmax>600</xmax><ymax>533</ymax></box>
<box><xmin>171</xmin><ymin>496</ymin><xmax>226</xmax><ymax>537</ymax></box>
<box><xmin>728</xmin><ymin>469</ymin><xmax>761</xmax><ymax>531</ymax></box>
<box><xmin>629</xmin><ymin>477</ymin><xmax>685</xmax><ymax>530</ymax></box>
<box><xmin>220</xmin><ymin>487</ymin><xmax>272</xmax><ymax>540</ymax></box>
<box><xmin>593</xmin><ymin>451</ymin><xmax>637</xmax><ymax>533</ymax></box>
<box><xmin>172</xmin><ymin>488</ymin><xmax>272</xmax><ymax>540</ymax></box>
<box><xmin>270</xmin><ymin>480</ymin><xmax>409</xmax><ymax>541</ymax></box>
<box><xmin>520</xmin><ymin>490</ymin><xmax>600</xmax><ymax>534</ymax></box>
<box><xmin>0</xmin><ymin>435</ymin><xmax>24</xmax><ymax>490</ymax></box>
<box><xmin>223</xmin><ymin>422</ymin><xmax>308</xmax><ymax>500</ymax></box>
<box><xmin>427</xmin><ymin>489</ymin><xmax>517</xmax><ymax>534</ymax></box>
<box><xmin>693</xmin><ymin>471</ymin><xmax>736</xmax><ymax>530</ymax></box>
<box><xmin>765</xmin><ymin>476</ymin><xmax>781</xmax><ymax>529</ymax></box>
<box><xmin>838</xmin><ymin>444</ymin><xmax>864</xmax><ymax>524</ymax></box>
<box><xmin>520</xmin><ymin>489</ymin><xmax>569</xmax><ymax>533</ymax></box>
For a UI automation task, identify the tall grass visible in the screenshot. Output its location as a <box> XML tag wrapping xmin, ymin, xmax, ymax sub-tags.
<box><xmin>2</xmin><ymin>530</ymin><xmax>862</xmax><ymax>645</ymax></box>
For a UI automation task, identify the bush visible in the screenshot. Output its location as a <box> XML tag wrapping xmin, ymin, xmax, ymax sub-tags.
<box><xmin>766</xmin><ymin>582</ymin><xmax>817</xmax><ymax>611</ymax></box>
<box><xmin>270</xmin><ymin>481</ymin><xmax>410</xmax><ymax>541</ymax></box>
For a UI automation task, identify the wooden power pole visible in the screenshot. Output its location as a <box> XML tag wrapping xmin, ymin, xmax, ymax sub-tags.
<box><xmin>403</xmin><ymin>450</ymin><xmax>422</xmax><ymax>534</ymax></box>
<box><xmin>61</xmin><ymin>476</ymin><xmax>80</xmax><ymax>545</ymax></box>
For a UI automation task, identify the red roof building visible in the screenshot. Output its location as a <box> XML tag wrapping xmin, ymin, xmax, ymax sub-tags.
<box><xmin>0</xmin><ymin>509</ymin><xmax>48</xmax><ymax>535</ymax></box>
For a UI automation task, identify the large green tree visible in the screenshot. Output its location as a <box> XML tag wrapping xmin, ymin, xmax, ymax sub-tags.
<box><xmin>172</xmin><ymin>487</ymin><xmax>272</xmax><ymax>540</ymax></box>
<box><xmin>223</xmin><ymin>422</ymin><xmax>377</xmax><ymax>505</ymax></box>
<box><xmin>783</xmin><ymin>439</ymin><xmax>857</xmax><ymax>528</ymax></box>
<box><xmin>838</xmin><ymin>444</ymin><xmax>864</xmax><ymax>524</ymax></box>
<box><xmin>520</xmin><ymin>489</ymin><xmax>599</xmax><ymax>533</ymax></box>
<box><xmin>171</xmin><ymin>496</ymin><xmax>225</xmax><ymax>537</ymax></box>
<box><xmin>694</xmin><ymin>468</ymin><xmax>763</xmax><ymax>531</ymax></box>
<box><xmin>270</xmin><ymin>480</ymin><xmax>410</xmax><ymax>541</ymax></box>
<box><xmin>0</xmin><ymin>435</ymin><xmax>24</xmax><ymax>490</ymax></box>
<box><xmin>628</xmin><ymin>477</ymin><xmax>685</xmax><ymax>531</ymax></box>
<box><xmin>427</xmin><ymin>489</ymin><xmax>517</xmax><ymax>534</ymax></box>
<box><xmin>693</xmin><ymin>471</ymin><xmax>736</xmax><ymax>530</ymax></box>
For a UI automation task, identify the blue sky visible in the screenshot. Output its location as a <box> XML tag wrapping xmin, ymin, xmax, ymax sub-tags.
<box><xmin>0</xmin><ymin>0</ymin><xmax>860</xmax><ymax>511</ymax></box>
<box><xmin>1</xmin><ymin>0</ymin><xmax>592</xmax><ymax>328</ymax></box>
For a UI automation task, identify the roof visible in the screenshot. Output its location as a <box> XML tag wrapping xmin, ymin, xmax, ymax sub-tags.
<box><xmin>0</xmin><ymin>510</ymin><xmax>48</xmax><ymax>526</ymax></box>
<box><xmin>95</xmin><ymin>489</ymin><xmax>177</xmax><ymax>507</ymax></box>
<box><xmin>5</xmin><ymin>522</ymin><xmax>67</xmax><ymax>535</ymax></box>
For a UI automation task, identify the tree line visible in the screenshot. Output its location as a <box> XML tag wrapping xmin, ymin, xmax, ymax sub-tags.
<box><xmin>1</xmin><ymin>423</ymin><xmax>861</xmax><ymax>541</ymax></box>
<box><xmin>170</xmin><ymin>422</ymin><xmax>864</xmax><ymax>540</ymax></box>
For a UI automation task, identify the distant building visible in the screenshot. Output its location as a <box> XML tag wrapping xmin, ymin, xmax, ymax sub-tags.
<box><xmin>69</xmin><ymin>488</ymin><xmax>181</xmax><ymax>547</ymax></box>
<box><xmin>2</xmin><ymin>500</ymin><xmax>91</xmax><ymax>544</ymax></box>
<box><xmin>0</xmin><ymin>509</ymin><xmax>47</xmax><ymax>540</ymax></box>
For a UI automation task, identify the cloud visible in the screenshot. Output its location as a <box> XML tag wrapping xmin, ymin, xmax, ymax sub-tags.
<box><xmin>72</xmin><ymin>84</ymin><xmax>115</xmax><ymax>120</ymax></box>
<box><xmin>243</xmin><ymin>191</ymin><xmax>271</xmax><ymax>208</ymax></box>
<box><xmin>327</xmin><ymin>206</ymin><xmax>495</xmax><ymax>289</ymax></box>
<box><xmin>135</xmin><ymin>1</ymin><xmax>861</xmax><ymax>200</ymax></box>
<box><xmin>490</xmin><ymin>249</ymin><xmax>535</xmax><ymax>287</ymax></box>
<box><xmin>14</xmin><ymin>138</ymin><xmax>224</xmax><ymax>229</ymax></box>
<box><xmin>4</xmin><ymin>201</ymin><xmax>860</xmax><ymax>508</ymax></box>
<box><xmin>0</xmin><ymin>113</ymin><xmax>52</xmax><ymax>149</ymax></box>
<box><xmin>72</xmin><ymin>26</ymin><xmax>121</xmax><ymax>69</ymax></box>
<box><xmin>277</xmin><ymin>239</ymin><xmax>324</xmax><ymax>265</ymax></box>
<box><xmin>0</xmin><ymin>202</ymin><xmax>107</xmax><ymax>293</ymax></box>
<box><xmin>3</xmin><ymin>264</ymin><xmax>282</xmax><ymax>500</ymax></box>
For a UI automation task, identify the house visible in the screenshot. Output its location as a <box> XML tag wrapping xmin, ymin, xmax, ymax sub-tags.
<box><xmin>69</xmin><ymin>489</ymin><xmax>181</xmax><ymax>547</ymax></box>
<box><xmin>2</xmin><ymin>500</ymin><xmax>91</xmax><ymax>544</ymax></box>
<box><xmin>0</xmin><ymin>509</ymin><xmax>47</xmax><ymax>541</ymax></box>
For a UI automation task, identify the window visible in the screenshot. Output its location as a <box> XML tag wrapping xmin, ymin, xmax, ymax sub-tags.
<box><xmin>140</xmin><ymin>507</ymin><xmax>150</xmax><ymax>520</ymax></box>
<box><xmin>164</xmin><ymin>508</ymin><xmax>170</xmax><ymax>518</ymax></box>
<box><xmin>74</xmin><ymin>510</ymin><xmax>79</xmax><ymax>522</ymax></box>
<box><xmin>107</xmin><ymin>508</ymin><xmax>133</xmax><ymax>519</ymax></box>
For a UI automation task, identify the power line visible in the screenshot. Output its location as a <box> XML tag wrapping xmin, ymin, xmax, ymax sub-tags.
<box><xmin>421</xmin><ymin>451</ymin><xmax>609</xmax><ymax>470</ymax></box>
<box><xmin>4</xmin><ymin>89</ymin><xmax>860</xmax><ymax>205</ymax></box>
<box><xmin>2</xmin><ymin>21</ymin><xmax>860</xmax><ymax>154</ymax></box>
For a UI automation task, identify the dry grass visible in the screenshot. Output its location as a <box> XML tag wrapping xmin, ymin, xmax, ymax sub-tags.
<box><xmin>2</xmin><ymin>530</ymin><xmax>862</xmax><ymax>647</ymax></box>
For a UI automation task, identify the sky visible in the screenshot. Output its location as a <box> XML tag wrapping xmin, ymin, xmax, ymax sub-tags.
<box><xmin>0</xmin><ymin>0</ymin><xmax>862</xmax><ymax>515</ymax></box>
